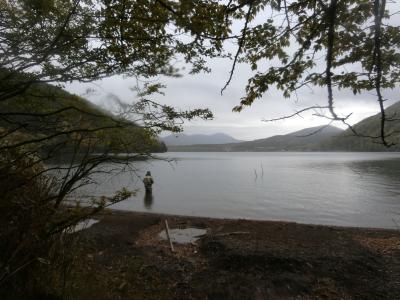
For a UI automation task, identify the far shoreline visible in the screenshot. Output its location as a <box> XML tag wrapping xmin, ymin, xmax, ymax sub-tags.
<box><xmin>99</xmin><ymin>208</ymin><xmax>400</xmax><ymax>232</ymax></box>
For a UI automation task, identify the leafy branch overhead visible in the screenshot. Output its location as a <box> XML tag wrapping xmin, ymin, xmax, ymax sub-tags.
<box><xmin>0</xmin><ymin>0</ymin><xmax>232</xmax><ymax>101</ymax></box>
<box><xmin>2</xmin><ymin>1</ymin><xmax>399</xmax><ymax>146</ymax></box>
<box><xmin>223</xmin><ymin>0</ymin><xmax>399</xmax><ymax>146</ymax></box>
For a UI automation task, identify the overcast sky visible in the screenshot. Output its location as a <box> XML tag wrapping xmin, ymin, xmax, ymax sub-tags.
<box><xmin>66</xmin><ymin>4</ymin><xmax>400</xmax><ymax>141</ymax></box>
<box><xmin>66</xmin><ymin>58</ymin><xmax>399</xmax><ymax>141</ymax></box>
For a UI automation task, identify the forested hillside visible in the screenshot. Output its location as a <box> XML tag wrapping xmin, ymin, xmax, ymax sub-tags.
<box><xmin>323</xmin><ymin>102</ymin><xmax>400</xmax><ymax>151</ymax></box>
<box><xmin>0</xmin><ymin>80</ymin><xmax>167</xmax><ymax>156</ymax></box>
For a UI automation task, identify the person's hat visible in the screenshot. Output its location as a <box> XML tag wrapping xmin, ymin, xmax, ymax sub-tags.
<box><xmin>146</xmin><ymin>171</ymin><xmax>151</xmax><ymax>176</ymax></box>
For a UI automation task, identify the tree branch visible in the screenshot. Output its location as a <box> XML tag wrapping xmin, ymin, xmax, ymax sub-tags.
<box><xmin>221</xmin><ymin>1</ymin><xmax>254</xmax><ymax>95</ymax></box>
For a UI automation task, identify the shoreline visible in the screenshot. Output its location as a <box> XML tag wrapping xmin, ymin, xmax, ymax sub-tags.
<box><xmin>70</xmin><ymin>208</ymin><xmax>400</xmax><ymax>299</ymax></box>
<box><xmin>102</xmin><ymin>208</ymin><xmax>400</xmax><ymax>232</ymax></box>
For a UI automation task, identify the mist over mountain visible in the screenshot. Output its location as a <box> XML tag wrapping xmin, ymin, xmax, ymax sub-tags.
<box><xmin>163</xmin><ymin>133</ymin><xmax>242</xmax><ymax>146</ymax></box>
<box><xmin>167</xmin><ymin>125</ymin><xmax>343</xmax><ymax>152</ymax></box>
<box><xmin>0</xmin><ymin>80</ymin><xmax>167</xmax><ymax>154</ymax></box>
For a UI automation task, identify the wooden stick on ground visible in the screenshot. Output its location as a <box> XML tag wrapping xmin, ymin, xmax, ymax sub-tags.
<box><xmin>215</xmin><ymin>231</ymin><xmax>250</xmax><ymax>237</ymax></box>
<box><xmin>164</xmin><ymin>220</ymin><xmax>175</xmax><ymax>252</ymax></box>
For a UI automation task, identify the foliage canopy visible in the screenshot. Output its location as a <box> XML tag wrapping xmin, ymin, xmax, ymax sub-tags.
<box><xmin>1</xmin><ymin>0</ymin><xmax>400</xmax><ymax>296</ymax></box>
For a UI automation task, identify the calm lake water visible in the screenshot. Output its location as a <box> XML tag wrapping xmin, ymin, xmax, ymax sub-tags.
<box><xmin>73</xmin><ymin>152</ymin><xmax>400</xmax><ymax>229</ymax></box>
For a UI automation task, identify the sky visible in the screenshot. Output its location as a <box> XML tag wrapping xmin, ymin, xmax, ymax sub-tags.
<box><xmin>66</xmin><ymin>59</ymin><xmax>399</xmax><ymax>141</ymax></box>
<box><xmin>66</xmin><ymin>3</ymin><xmax>400</xmax><ymax>141</ymax></box>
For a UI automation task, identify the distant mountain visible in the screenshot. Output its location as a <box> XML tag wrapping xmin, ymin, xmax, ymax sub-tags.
<box><xmin>166</xmin><ymin>102</ymin><xmax>400</xmax><ymax>152</ymax></box>
<box><xmin>163</xmin><ymin>133</ymin><xmax>242</xmax><ymax>146</ymax></box>
<box><xmin>323</xmin><ymin>101</ymin><xmax>400</xmax><ymax>151</ymax></box>
<box><xmin>168</xmin><ymin>125</ymin><xmax>343</xmax><ymax>152</ymax></box>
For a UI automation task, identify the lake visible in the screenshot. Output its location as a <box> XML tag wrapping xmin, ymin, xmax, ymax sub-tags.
<box><xmin>73</xmin><ymin>152</ymin><xmax>400</xmax><ymax>229</ymax></box>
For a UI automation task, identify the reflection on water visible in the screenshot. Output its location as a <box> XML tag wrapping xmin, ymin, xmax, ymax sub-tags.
<box><xmin>73</xmin><ymin>152</ymin><xmax>400</xmax><ymax>229</ymax></box>
<box><xmin>349</xmin><ymin>159</ymin><xmax>400</xmax><ymax>181</ymax></box>
<box><xmin>144</xmin><ymin>192</ymin><xmax>154</xmax><ymax>210</ymax></box>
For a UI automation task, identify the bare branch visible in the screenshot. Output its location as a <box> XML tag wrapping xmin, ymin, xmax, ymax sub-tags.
<box><xmin>262</xmin><ymin>106</ymin><xmax>329</xmax><ymax>122</ymax></box>
<box><xmin>221</xmin><ymin>1</ymin><xmax>253</xmax><ymax>95</ymax></box>
<box><xmin>325</xmin><ymin>0</ymin><xmax>340</xmax><ymax>120</ymax></box>
<box><xmin>372</xmin><ymin>0</ymin><xmax>393</xmax><ymax>147</ymax></box>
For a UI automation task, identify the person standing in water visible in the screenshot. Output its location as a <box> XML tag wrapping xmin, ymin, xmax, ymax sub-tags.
<box><xmin>143</xmin><ymin>171</ymin><xmax>154</xmax><ymax>193</ymax></box>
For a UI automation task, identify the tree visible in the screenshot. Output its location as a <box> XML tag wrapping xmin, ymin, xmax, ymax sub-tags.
<box><xmin>220</xmin><ymin>0</ymin><xmax>400</xmax><ymax>146</ymax></box>
<box><xmin>0</xmin><ymin>0</ymin><xmax>221</xmax><ymax>294</ymax></box>
<box><xmin>1</xmin><ymin>0</ymin><xmax>399</xmax><ymax>296</ymax></box>
<box><xmin>2</xmin><ymin>0</ymin><xmax>399</xmax><ymax>142</ymax></box>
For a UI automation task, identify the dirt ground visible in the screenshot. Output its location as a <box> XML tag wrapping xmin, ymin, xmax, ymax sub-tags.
<box><xmin>70</xmin><ymin>210</ymin><xmax>400</xmax><ymax>299</ymax></box>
